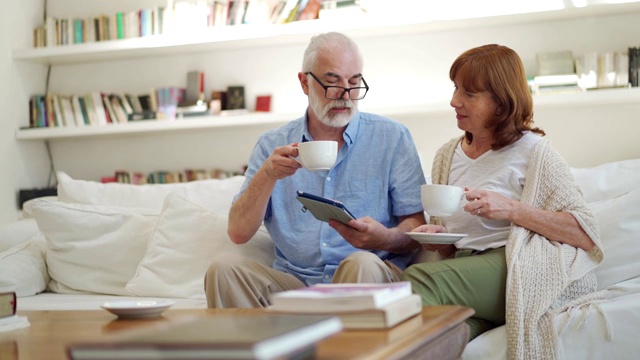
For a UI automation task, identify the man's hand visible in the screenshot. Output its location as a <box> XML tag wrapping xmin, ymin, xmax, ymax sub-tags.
<box><xmin>329</xmin><ymin>216</ymin><xmax>390</xmax><ymax>250</ymax></box>
<box><xmin>329</xmin><ymin>212</ymin><xmax>424</xmax><ymax>254</ymax></box>
<box><xmin>262</xmin><ymin>143</ymin><xmax>303</xmax><ymax>180</ymax></box>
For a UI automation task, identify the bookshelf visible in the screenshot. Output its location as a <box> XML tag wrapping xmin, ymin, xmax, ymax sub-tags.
<box><xmin>13</xmin><ymin>2</ymin><xmax>640</xmax><ymax>66</ymax></box>
<box><xmin>14</xmin><ymin>87</ymin><xmax>640</xmax><ymax>141</ymax></box>
<box><xmin>12</xmin><ymin>2</ymin><xmax>640</xmax><ymax>142</ymax></box>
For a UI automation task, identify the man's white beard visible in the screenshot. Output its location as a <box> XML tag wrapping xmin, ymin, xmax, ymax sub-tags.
<box><xmin>310</xmin><ymin>97</ymin><xmax>357</xmax><ymax>128</ymax></box>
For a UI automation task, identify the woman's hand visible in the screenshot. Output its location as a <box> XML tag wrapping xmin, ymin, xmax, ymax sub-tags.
<box><xmin>463</xmin><ymin>188</ymin><xmax>595</xmax><ymax>251</ymax></box>
<box><xmin>410</xmin><ymin>224</ymin><xmax>456</xmax><ymax>256</ymax></box>
<box><xmin>463</xmin><ymin>188</ymin><xmax>517</xmax><ymax>221</ymax></box>
<box><xmin>411</xmin><ymin>224</ymin><xmax>447</xmax><ymax>233</ymax></box>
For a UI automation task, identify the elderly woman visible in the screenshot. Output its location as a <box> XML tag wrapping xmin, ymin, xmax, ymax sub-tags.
<box><xmin>402</xmin><ymin>44</ymin><xmax>603</xmax><ymax>359</ymax></box>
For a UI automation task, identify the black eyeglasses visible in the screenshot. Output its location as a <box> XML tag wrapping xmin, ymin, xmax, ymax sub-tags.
<box><xmin>305</xmin><ymin>72</ymin><xmax>369</xmax><ymax>100</ymax></box>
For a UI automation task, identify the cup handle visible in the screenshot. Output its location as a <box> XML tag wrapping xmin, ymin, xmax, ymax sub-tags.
<box><xmin>292</xmin><ymin>157</ymin><xmax>303</xmax><ymax>166</ymax></box>
<box><xmin>290</xmin><ymin>144</ymin><xmax>303</xmax><ymax>166</ymax></box>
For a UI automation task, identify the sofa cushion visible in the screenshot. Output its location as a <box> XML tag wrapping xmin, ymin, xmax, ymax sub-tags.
<box><xmin>125</xmin><ymin>193</ymin><xmax>274</xmax><ymax>299</ymax></box>
<box><xmin>0</xmin><ymin>234</ymin><xmax>49</xmax><ymax>297</ymax></box>
<box><xmin>56</xmin><ymin>171</ymin><xmax>244</xmax><ymax>214</ymax></box>
<box><xmin>30</xmin><ymin>199</ymin><xmax>158</xmax><ymax>296</ymax></box>
<box><xmin>0</xmin><ymin>218</ymin><xmax>39</xmax><ymax>252</ymax></box>
<box><xmin>590</xmin><ymin>188</ymin><xmax>640</xmax><ymax>290</ymax></box>
<box><xmin>571</xmin><ymin>158</ymin><xmax>640</xmax><ymax>204</ymax></box>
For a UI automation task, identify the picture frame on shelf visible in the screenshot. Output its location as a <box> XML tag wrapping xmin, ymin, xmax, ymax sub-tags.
<box><xmin>226</xmin><ymin>86</ymin><xmax>245</xmax><ymax>110</ymax></box>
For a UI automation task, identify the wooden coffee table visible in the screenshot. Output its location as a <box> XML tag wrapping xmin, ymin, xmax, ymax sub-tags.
<box><xmin>2</xmin><ymin>305</ymin><xmax>473</xmax><ymax>360</ymax></box>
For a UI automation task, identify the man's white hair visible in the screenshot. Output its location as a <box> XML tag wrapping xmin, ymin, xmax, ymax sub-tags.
<box><xmin>302</xmin><ymin>32</ymin><xmax>363</xmax><ymax>72</ymax></box>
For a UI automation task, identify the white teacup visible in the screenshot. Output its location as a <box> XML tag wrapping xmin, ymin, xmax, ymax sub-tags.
<box><xmin>297</xmin><ymin>141</ymin><xmax>338</xmax><ymax>171</ymax></box>
<box><xmin>421</xmin><ymin>184</ymin><xmax>465</xmax><ymax>216</ymax></box>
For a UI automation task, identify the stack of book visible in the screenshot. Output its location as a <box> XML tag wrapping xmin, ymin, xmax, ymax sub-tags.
<box><xmin>67</xmin><ymin>314</ymin><xmax>342</xmax><ymax>360</ymax></box>
<box><xmin>268</xmin><ymin>281</ymin><xmax>422</xmax><ymax>329</ymax></box>
<box><xmin>0</xmin><ymin>291</ymin><xmax>30</xmax><ymax>332</ymax></box>
<box><xmin>532</xmin><ymin>74</ymin><xmax>582</xmax><ymax>95</ymax></box>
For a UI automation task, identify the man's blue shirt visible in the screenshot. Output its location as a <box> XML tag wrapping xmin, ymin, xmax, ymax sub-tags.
<box><xmin>236</xmin><ymin>111</ymin><xmax>426</xmax><ymax>285</ymax></box>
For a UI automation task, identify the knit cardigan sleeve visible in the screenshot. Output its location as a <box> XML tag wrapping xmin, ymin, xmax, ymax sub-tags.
<box><xmin>506</xmin><ymin>139</ymin><xmax>604</xmax><ymax>360</ymax></box>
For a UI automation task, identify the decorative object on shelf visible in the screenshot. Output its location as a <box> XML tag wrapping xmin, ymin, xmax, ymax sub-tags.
<box><xmin>536</xmin><ymin>51</ymin><xmax>575</xmax><ymax>76</ymax></box>
<box><xmin>226</xmin><ymin>86</ymin><xmax>246</xmax><ymax>110</ymax></box>
<box><xmin>532</xmin><ymin>74</ymin><xmax>582</xmax><ymax>95</ymax></box>
<box><xmin>255</xmin><ymin>95</ymin><xmax>272</xmax><ymax>112</ymax></box>
<box><xmin>155</xmin><ymin>87</ymin><xmax>186</xmax><ymax>120</ymax></box>
<box><xmin>211</xmin><ymin>90</ymin><xmax>227</xmax><ymax>111</ymax></box>
<box><xmin>182</xmin><ymin>70</ymin><xmax>205</xmax><ymax>105</ymax></box>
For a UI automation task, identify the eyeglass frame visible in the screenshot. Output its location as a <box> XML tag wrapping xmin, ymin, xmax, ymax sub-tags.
<box><xmin>304</xmin><ymin>72</ymin><xmax>369</xmax><ymax>100</ymax></box>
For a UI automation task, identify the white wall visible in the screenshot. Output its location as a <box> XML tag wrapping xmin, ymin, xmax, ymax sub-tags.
<box><xmin>2</xmin><ymin>0</ymin><xmax>51</xmax><ymax>224</ymax></box>
<box><xmin>3</xmin><ymin>1</ymin><xmax>640</xmax><ymax>224</ymax></box>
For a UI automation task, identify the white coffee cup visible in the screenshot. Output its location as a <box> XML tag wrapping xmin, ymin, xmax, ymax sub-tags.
<box><xmin>421</xmin><ymin>184</ymin><xmax>465</xmax><ymax>216</ymax></box>
<box><xmin>297</xmin><ymin>141</ymin><xmax>338</xmax><ymax>171</ymax></box>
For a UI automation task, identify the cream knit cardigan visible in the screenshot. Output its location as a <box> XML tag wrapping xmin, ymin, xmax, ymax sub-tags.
<box><xmin>431</xmin><ymin>136</ymin><xmax>604</xmax><ymax>360</ymax></box>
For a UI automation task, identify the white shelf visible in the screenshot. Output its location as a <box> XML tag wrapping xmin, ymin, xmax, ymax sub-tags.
<box><xmin>15</xmin><ymin>111</ymin><xmax>298</xmax><ymax>140</ymax></box>
<box><xmin>13</xmin><ymin>2</ymin><xmax>640</xmax><ymax>65</ymax></box>
<box><xmin>16</xmin><ymin>87</ymin><xmax>640</xmax><ymax>141</ymax></box>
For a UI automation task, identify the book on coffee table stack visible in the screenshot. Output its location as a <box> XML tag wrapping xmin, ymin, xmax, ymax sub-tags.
<box><xmin>67</xmin><ymin>314</ymin><xmax>342</xmax><ymax>360</ymax></box>
<box><xmin>268</xmin><ymin>281</ymin><xmax>422</xmax><ymax>329</ymax></box>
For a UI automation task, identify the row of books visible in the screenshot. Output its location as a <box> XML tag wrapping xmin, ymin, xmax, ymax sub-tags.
<box><xmin>102</xmin><ymin>168</ymin><xmax>245</xmax><ymax>185</ymax></box>
<box><xmin>629</xmin><ymin>47</ymin><xmax>640</xmax><ymax>87</ymax></box>
<box><xmin>33</xmin><ymin>0</ymin><xmax>324</xmax><ymax>48</ymax></box>
<box><xmin>28</xmin><ymin>91</ymin><xmax>161</xmax><ymax>129</ymax></box>
<box><xmin>35</xmin><ymin>7</ymin><xmax>166</xmax><ymax>48</ymax></box>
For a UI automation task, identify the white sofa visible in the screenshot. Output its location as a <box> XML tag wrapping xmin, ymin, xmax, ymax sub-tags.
<box><xmin>2</xmin><ymin>159</ymin><xmax>639</xmax><ymax>359</ymax></box>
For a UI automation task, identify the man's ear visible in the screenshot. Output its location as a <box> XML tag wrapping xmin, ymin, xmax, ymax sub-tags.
<box><xmin>298</xmin><ymin>72</ymin><xmax>310</xmax><ymax>95</ymax></box>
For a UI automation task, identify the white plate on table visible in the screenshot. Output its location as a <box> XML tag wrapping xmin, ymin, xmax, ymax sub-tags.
<box><xmin>101</xmin><ymin>300</ymin><xmax>176</xmax><ymax>319</ymax></box>
<box><xmin>406</xmin><ymin>232</ymin><xmax>468</xmax><ymax>245</ymax></box>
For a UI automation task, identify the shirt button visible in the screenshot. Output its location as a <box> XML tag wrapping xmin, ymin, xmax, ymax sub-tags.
<box><xmin>326</xmin><ymin>177</ymin><xmax>331</xmax><ymax>181</ymax></box>
<box><xmin>322</xmin><ymin>243</ymin><xmax>327</xmax><ymax>247</ymax></box>
<box><xmin>324</xmin><ymin>275</ymin><xmax>329</xmax><ymax>279</ymax></box>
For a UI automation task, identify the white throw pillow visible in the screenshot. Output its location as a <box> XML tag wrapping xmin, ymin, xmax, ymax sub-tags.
<box><xmin>30</xmin><ymin>198</ymin><xmax>158</xmax><ymax>295</ymax></box>
<box><xmin>126</xmin><ymin>193</ymin><xmax>274</xmax><ymax>299</ymax></box>
<box><xmin>56</xmin><ymin>171</ymin><xmax>244</xmax><ymax>214</ymax></box>
<box><xmin>590</xmin><ymin>188</ymin><xmax>640</xmax><ymax>290</ymax></box>
<box><xmin>0</xmin><ymin>218</ymin><xmax>40</xmax><ymax>252</ymax></box>
<box><xmin>571</xmin><ymin>158</ymin><xmax>640</xmax><ymax>204</ymax></box>
<box><xmin>0</xmin><ymin>234</ymin><xmax>49</xmax><ymax>297</ymax></box>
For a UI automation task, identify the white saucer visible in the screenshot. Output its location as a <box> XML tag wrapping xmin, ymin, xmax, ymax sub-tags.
<box><xmin>306</xmin><ymin>167</ymin><xmax>331</xmax><ymax>171</ymax></box>
<box><xmin>406</xmin><ymin>232</ymin><xmax>468</xmax><ymax>245</ymax></box>
<box><xmin>101</xmin><ymin>300</ymin><xmax>176</xmax><ymax>319</ymax></box>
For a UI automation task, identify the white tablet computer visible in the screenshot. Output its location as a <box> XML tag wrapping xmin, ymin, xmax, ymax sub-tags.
<box><xmin>296</xmin><ymin>191</ymin><xmax>356</xmax><ymax>226</ymax></box>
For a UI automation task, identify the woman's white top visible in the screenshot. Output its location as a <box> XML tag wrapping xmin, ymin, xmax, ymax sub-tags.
<box><xmin>442</xmin><ymin>132</ymin><xmax>542</xmax><ymax>250</ymax></box>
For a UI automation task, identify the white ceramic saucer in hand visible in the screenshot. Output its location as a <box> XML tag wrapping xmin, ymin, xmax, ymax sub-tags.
<box><xmin>405</xmin><ymin>232</ymin><xmax>468</xmax><ymax>245</ymax></box>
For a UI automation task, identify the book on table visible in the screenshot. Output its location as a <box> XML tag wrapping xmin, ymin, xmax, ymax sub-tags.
<box><xmin>67</xmin><ymin>314</ymin><xmax>342</xmax><ymax>360</ymax></box>
<box><xmin>269</xmin><ymin>281</ymin><xmax>413</xmax><ymax>313</ymax></box>
<box><xmin>0</xmin><ymin>292</ymin><xmax>16</xmax><ymax>318</ymax></box>
<box><xmin>269</xmin><ymin>293</ymin><xmax>423</xmax><ymax>329</ymax></box>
